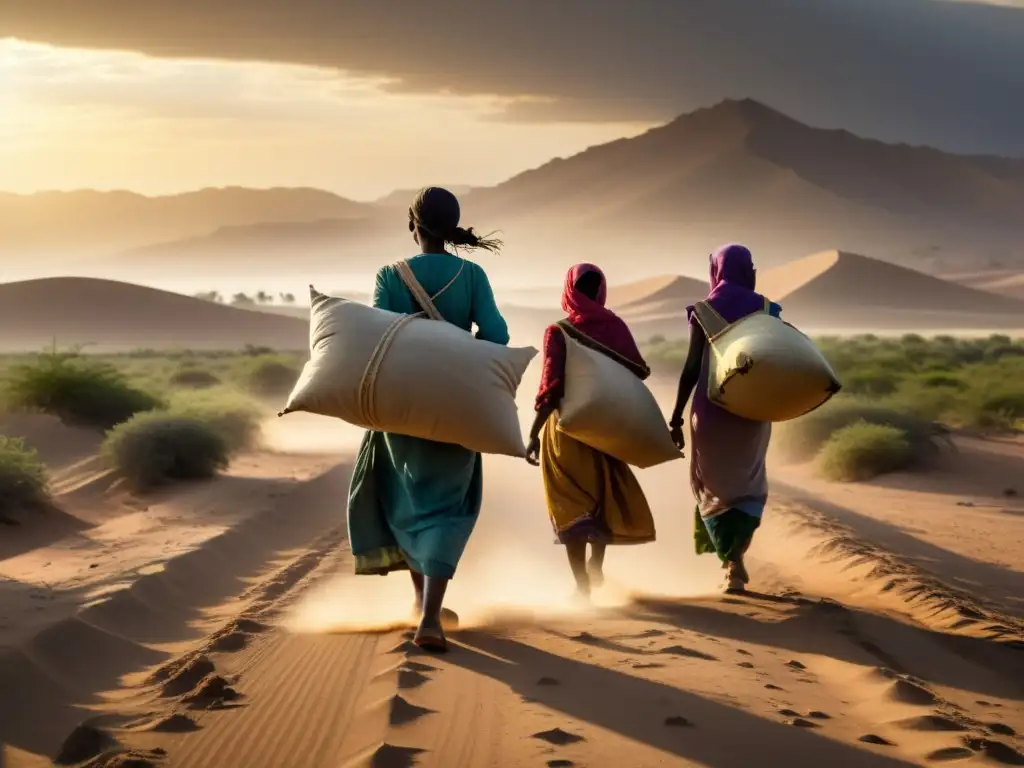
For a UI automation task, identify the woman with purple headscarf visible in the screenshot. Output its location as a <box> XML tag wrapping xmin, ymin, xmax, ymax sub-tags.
<box><xmin>668</xmin><ymin>245</ymin><xmax>781</xmax><ymax>593</ymax></box>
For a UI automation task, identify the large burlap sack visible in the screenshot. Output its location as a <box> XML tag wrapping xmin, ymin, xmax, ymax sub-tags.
<box><xmin>692</xmin><ymin>300</ymin><xmax>841</xmax><ymax>422</ymax></box>
<box><xmin>556</xmin><ymin>324</ymin><xmax>681</xmax><ymax>469</ymax></box>
<box><xmin>280</xmin><ymin>283</ymin><xmax>537</xmax><ymax>457</ymax></box>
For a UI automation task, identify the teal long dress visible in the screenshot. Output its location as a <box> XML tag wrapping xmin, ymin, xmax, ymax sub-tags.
<box><xmin>347</xmin><ymin>252</ymin><xmax>510</xmax><ymax>580</ymax></box>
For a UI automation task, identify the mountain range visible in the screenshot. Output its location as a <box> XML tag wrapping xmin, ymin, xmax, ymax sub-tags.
<box><xmin>4</xmin><ymin>100</ymin><xmax>1024</xmax><ymax>284</ymax></box>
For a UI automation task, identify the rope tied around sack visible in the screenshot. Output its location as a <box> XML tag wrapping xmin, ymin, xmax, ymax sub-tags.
<box><xmin>356</xmin><ymin>258</ymin><xmax>465</xmax><ymax>427</ymax></box>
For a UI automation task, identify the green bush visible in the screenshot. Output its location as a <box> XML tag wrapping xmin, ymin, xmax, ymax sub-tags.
<box><xmin>169</xmin><ymin>366</ymin><xmax>221</xmax><ymax>389</ymax></box>
<box><xmin>775</xmin><ymin>397</ymin><xmax>943</xmax><ymax>462</ymax></box>
<box><xmin>165</xmin><ymin>391</ymin><xmax>262</xmax><ymax>452</ymax></box>
<box><xmin>842</xmin><ymin>368</ymin><xmax>900</xmax><ymax>397</ymax></box>
<box><xmin>0</xmin><ymin>436</ymin><xmax>50</xmax><ymax>516</ymax></box>
<box><xmin>815</xmin><ymin>422</ymin><xmax>913</xmax><ymax>482</ymax></box>
<box><xmin>104</xmin><ymin>413</ymin><xmax>230</xmax><ymax>491</ymax></box>
<box><xmin>2</xmin><ymin>352</ymin><xmax>162</xmax><ymax>429</ymax></box>
<box><xmin>245</xmin><ymin>358</ymin><xmax>300</xmax><ymax>398</ymax></box>
<box><xmin>915</xmin><ymin>372</ymin><xmax>966</xmax><ymax>390</ymax></box>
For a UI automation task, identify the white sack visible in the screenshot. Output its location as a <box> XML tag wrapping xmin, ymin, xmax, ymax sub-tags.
<box><xmin>281</xmin><ymin>288</ymin><xmax>537</xmax><ymax>457</ymax></box>
<box><xmin>693</xmin><ymin>301</ymin><xmax>841</xmax><ymax>423</ymax></box>
<box><xmin>557</xmin><ymin>330</ymin><xmax>681</xmax><ymax>469</ymax></box>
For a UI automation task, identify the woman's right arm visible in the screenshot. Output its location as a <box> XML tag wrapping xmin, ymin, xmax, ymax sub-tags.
<box><xmin>526</xmin><ymin>326</ymin><xmax>565</xmax><ymax>465</ymax></box>
<box><xmin>669</xmin><ymin>324</ymin><xmax>706</xmax><ymax>450</ymax></box>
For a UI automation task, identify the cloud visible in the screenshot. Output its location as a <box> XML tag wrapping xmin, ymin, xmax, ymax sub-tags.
<box><xmin>1</xmin><ymin>0</ymin><xmax>1023</xmax><ymax>154</ymax></box>
<box><xmin>0</xmin><ymin>40</ymin><xmax>650</xmax><ymax>198</ymax></box>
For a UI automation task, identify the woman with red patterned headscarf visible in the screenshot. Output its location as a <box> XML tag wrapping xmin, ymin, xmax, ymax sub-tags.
<box><xmin>525</xmin><ymin>263</ymin><xmax>656</xmax><ymax>599</ymax></box>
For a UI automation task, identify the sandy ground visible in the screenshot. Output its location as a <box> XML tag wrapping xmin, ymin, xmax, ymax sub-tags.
<box><xmin>2</xmin><ymin>388</ymin><xmax>1023</xmax><ymax>767</ymax></box>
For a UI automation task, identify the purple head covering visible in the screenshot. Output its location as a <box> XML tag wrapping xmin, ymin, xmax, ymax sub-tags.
<box><xmin>687</xmin><ymin>243</ymin><xmax>771</xmax><ymax>327</ymax></box>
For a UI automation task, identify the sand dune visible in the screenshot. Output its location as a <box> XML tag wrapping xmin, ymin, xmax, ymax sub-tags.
<box><xmin>2</xmin><ymin>384</ymin><xmax>1022</xmax><ymax>767</ymax></box>
<box><xmin>611</xmin><ymin>250</ymin><xmax>1024</xmax><ymax>338</ymax></box>
<box><xmin>945</xmin><ymin>270</ymin><xmax>1024</xmax><ymax>302</ymax></box>
<box><xmin>757</xmin><ymin>251</ymin><xmax>1024</xmax><ymax>331</ymax></box>
<box><xmin>0</xmin><ymin>277</ymin><xmax>307</xmax><ymax>352</ymax></box>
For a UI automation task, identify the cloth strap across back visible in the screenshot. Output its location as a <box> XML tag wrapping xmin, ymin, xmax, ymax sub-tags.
<box><xmin>692</xmin><ymin>296</ymin><xmax>771</xmax><ymax>340</ymax></box>
<box><xmin>394</xmin><ymin>258</ymin><xmax>466</xmax><ymax>322</ymax></box>
<box><xmin>358</xmin><ymin>259</ymin><xmax>466</xmax><ymax>428</ymax></box>
<box><xmin>556</xmin><ymin>320</ymin><xmax>650</xmax><ymax>380</ymax></box>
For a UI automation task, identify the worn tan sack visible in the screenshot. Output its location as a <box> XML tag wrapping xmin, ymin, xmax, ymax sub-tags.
<box><xmin>691</xmin><ymin>299</ymin><xmax>840</xmax><ymax>422</ymax></box>
<box><xmin>280</xmin><ymin>266</ymin><xmax>537</xmax><ymax>456</ymax></box>
<box><xmin>556</xmin><ymin>323</ymin><xmax>681</xmax><ymax>469</ymax></box>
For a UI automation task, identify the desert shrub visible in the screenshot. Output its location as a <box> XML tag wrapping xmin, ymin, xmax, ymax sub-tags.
<box><xmin>0</xmin><ymin>436</ymin><xmax>50</xmax><ymax>515</ymax></box>
<box><xmin>774</xmin><ymin>397</ymin><xmax>942</xmax><ymax>462</ymax></box>
<box><xmin>244</xmin><ymin>358</ymin><xmax>300</xmax><ymax>398</ymax></box>
<box><xmin>169</xmin><ymin>366</ymin><xmax>221</xmax><ymax>389</ymax></box>
<box><xmin>842</xmin><ymin>367</ymin><xmax>900</xmax><ymax>397</ymax></box>
<box><xmin>815</xmin><ymin>422</ymin><xmax>913</xmax><ymax>482</ymax></box>
<box><xmin>915</xmin><ymin>371</ymin><xmax>966</xmax><ymax>390</ymax></box>
<box><xmin>962</xmin><ymin>388</ymin><xmax>1024</xmax><ymax>430</ymax></box>
<box><xmin>104</xmin><ymin>413</ymin><xmax>230</xmax><ymax>491</ymax></box>
<box><xmin>1</xmin><ymin>352</ymin><xmax>163</xmax><ymax>430</ymax></box>
<box><xmin>165</xmin><ymin>391</ymin><xmax>262</xmax><ymax>452</ymax></box>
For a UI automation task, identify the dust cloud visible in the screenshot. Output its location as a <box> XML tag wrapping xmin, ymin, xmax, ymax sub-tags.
<box><xmin>285</xmin><ymin>346</ymin><xmax>724</xmax><ymax>636</ymax></box>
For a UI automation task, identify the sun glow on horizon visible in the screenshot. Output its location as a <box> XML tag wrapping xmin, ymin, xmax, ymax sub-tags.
<box><xmin>0</xmin><ymin>38</ymin><xmax>652</xmax><ymax>199</ymax></box>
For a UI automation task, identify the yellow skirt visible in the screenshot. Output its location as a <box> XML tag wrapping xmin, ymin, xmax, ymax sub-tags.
<box><xmin>540</xmin><ymin>413</ymin><xmax>656</xmax><ymax>544</ymax></box>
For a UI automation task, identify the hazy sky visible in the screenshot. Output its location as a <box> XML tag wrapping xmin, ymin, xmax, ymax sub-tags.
<box><xmin>2</xmin><ymin>0</ymin><xmax>1022</xmax><ymax>197</ymax></box>
<box><xmin>0</xmin><ymin>40</ymin><xmax>649</xmax><ymax>199</ymax></box>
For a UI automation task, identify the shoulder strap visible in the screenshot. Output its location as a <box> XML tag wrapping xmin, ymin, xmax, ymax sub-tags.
<box><xmin>556</xmin><ymin>320</ymin><xmax>650</xmax><ymax>379</ymax></box>
<box><xmin>394</xmin><ymin>259</ymin><xmax>465</xmax><ymax>322</ymax></box>
<box><xmin>691</xmin><ymin>300</ymin><xmax>729</xmax><ymax>340</ymax></box>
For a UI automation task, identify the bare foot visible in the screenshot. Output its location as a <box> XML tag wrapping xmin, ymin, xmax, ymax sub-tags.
<box><xmin>724</xmin><ymin>574</ymin><xmax>747</xmax><ymax>594</ymax></box>
<box><xmin>413</xmin><ymin>619</ymin><xmax>448</xmax><ymax>653</ymax></box>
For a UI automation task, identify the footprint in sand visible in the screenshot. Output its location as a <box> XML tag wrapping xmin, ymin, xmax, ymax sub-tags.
<box><xmin>387</xmin><ymin>695</ymin><xmax>435</xmax><ymax>727</ymax></box>
<box><xmin>859</xmin><ymin>734</ymin><xmax>896</xmax><ymax>746</ymax></box>
<box><xmin>786</xmin><ymin>718</ymin><xmax>820</xmax><ymax>728</ymax></box>
<box><xmin>397</xmin><ymin>668</ymin><xmax>431</xmax><ymax>690</ymax></box>
<box><xmin>388</xmin><ymin>640</ymin><xmax>429</xmax><ymax>657</ymax></box>
<box><xmin>808</xmin><ymin>711</ymin><xmax>830</xmax><ymax>720</ymax></box>
<box><xmin>892</xmin><ymin>714</ymin><xmax>967</xmax><ymax>732</ymax></box>
<box><xmin>181</xmin><ymin>674</ymin><xmax>241</xmax><ymax>710</ymax></box>
<box><xmin>737</xmin><ymin>662</ymin><xmax>755</xmax><ymax>669</ymax></box>
<box><xmin>926</xmin><ymin>746</ymin><xmax>976</xmax><ymax>762</ymax></box>
<box><xmin>368</xmin><ymin>743</ymin><xmax>426</xmax><ymax>768</ymax></box>
<box><xmin>533</xmin><ymin>728</ymin><xmax>585</xmax><ymax>746</ymax></box>
<box><xmin>53</xmin><ymin>725</ymin><xmax>120</xmax><ymax>765</ymax></box>
<box><xmin>547</xmin><ymin>761</ymin><xmax>575</xmax><ymax>767</ymax></box>
<box><xmin>885</xmin><ymin>678</ymin><xmax>939</xmax><ymax>707</ymax></box>
<box><xmin>129</xmin><ymin>713</ymin><xmax>199</xmax><ymax>733</ymax></box>
<box><xmin>664</xmin><ymin>716</ymin><xmax>694</xmax><ymax>728</ymax></box>
<box><xmin>764</xmin><ymin>684</ymin><xmax>784</xmax><ymax>691</ymax></box>
<box><xmin>987</xmin><ymin>723</ymin><xmax>1016</xmax><ymax>737</ymax></box>
<box><xmin>785</xmin><ymin>660</ymin><xmax>806</xmax><ymax>671</ymax></box>
<box><xmin>961</xmin><ymin>737</ymin><xmax>1024</xmax><ymax>765</ymax></box>
<box><xmin>660</xmin><ymin>645</ymin><xmax>718</xmax><ymax>662</ymax></box>
<box><xmin>151</xmin><ymin>654</ymin><xmax>216</xmax><ymax>697</ymax></box>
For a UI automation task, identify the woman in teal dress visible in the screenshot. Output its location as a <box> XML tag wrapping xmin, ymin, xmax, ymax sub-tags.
<box><xmin>347</xmin><ymin>187</ymin><xmax>509</xmax><ymax>652</ymax></box>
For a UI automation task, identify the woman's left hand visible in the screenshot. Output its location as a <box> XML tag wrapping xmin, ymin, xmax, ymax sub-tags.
<box><xmin>525</xmin><ymin>436</ymin><xmax>541</xmax><ymax>466</ymax></box>
<box><xmin>670</xmin><ymin>422</ymin><xmax>685</xmax><ymax>453</ymax></box>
